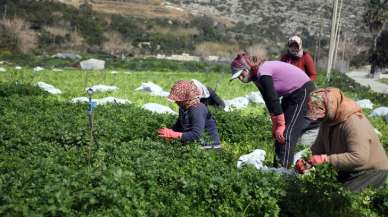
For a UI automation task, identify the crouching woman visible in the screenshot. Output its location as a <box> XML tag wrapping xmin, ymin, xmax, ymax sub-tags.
<box><xmin>158</xmin><ymin>80</ymin><xmax>222</xmax><ymax>150</ymax></box>
<box><xmin>303</xmin><ymin>87</ymin><xmax>388</xmax><ymax>192</ymax></box>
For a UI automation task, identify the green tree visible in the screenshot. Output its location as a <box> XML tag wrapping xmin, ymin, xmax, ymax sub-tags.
<box><xmin>372</xmin><ymin>30</ymin><xmax>388</xmax><ymax>68</ymax></box>
<box><xmin>363</xmin><ymin>0</ymin><xmax>388</xmax><ymax>76</ymax></box>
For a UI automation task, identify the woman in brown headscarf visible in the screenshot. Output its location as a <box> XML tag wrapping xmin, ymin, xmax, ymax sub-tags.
<box><xmin>158</xmin><ymin>80</ymin><xmax>221</xmax><ymax>150</ymax></box>
<box><xmin>297</xmin><ymin>87</ymin><xmax>388</xmax><ymax>192</ymax></box>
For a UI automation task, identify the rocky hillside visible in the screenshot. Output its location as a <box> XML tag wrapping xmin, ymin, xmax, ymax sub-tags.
<box><xmin>168</xmin><ymin>0</ymin><xmax>369</xmax><ymax>44</ymax></box>
<box><xmin>59</xmin><ymin>0</ymin><xmax>371</xmax><ymax>46</ymax></box>
<box><xmin>0</xmin><ymin>0</ymin><xmax>373</xmax><ymax>62</ymax></box>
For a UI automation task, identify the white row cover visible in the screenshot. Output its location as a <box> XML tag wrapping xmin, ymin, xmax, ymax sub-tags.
<box><xmin>356</xmin><ymin>99</ymin><xmax>374</xmax><ymax>109</ymax></box>
<box><xmin>86</xmin><ymin>85</ymin><xmax>118</xmax><ymax>93</ymax></box>
<box><xmin>142</xmin><ymin>103</ymin><xmax>177</xmax><ymax>115</ymax></box>
<box><xmin>135</xmin><ymin>81</ymin><xmax>170</xmax><ymax>97</ymax></box>
<box><xmin>224</xmin><ymin>91</ymin><xmax>265</xmax><ymax>112</ymax></box>
<box><xmin>37</xmin><ymin>82</ymin><xmax>62</xmax><ymax>95</ymax></box>
<box><xmin>370</xmin><ymin>107</ymin><xmax>388</xmax><ymax>117</ymax></box>
<box><xmin>33</xmin><ymin>66</ymin><xmax>44</xmax><ymax>72</ymax></box>
<box><xmin>70</xmin><ymin>96</ymin><xmax>131</xmax><ymax>105</ymax></box>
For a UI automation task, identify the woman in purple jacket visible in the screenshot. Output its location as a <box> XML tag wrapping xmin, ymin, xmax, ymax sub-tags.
<box><xmin>230</xmin><ymin>53</ymin><xmax>315</xmax><ymax>168</ymax></box>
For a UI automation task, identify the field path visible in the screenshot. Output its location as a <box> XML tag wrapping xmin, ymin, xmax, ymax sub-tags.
<box><xmin>346</xmin><ymin>66</ymin><xmax>388</xmax><ymax>94</ymax></box>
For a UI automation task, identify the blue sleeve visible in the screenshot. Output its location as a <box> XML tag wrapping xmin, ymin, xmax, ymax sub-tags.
<box><xmin>181</xmin><ymin>106</ymin><xmax>206</xmax><ymax>143</ymax></box>
<box><xmin>172</xmin><ymin>118</ymin><xmax>182</xmax><ymax>132</ymax></box>
<box><xmin>172</xmin><ymin>108</ymin><xmax>183</xmax><ymax>132</ymax></box>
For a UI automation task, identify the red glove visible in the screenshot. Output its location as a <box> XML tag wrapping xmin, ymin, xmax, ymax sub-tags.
<box><xmin>294</xmin><ymin>159</ymin><xmax>306</xmax><ymax>174</ymax></box>
<box><xmin>158</xmin><ymin>128</ymin><xmax>182</xmax><ymax>140</ymax></box>
<box><xmin>294</xmin><ymin>159</ymin><xmax>313</xmax><ymax>174</ymax></box>
<box><xmin>308</xmin><ymin>154</ymin><xmax>328</xmax><ymax>166</ymax></box>
<box><xmin>271</xmin><ymin>113</ymin><xmax>286</xmax><ymax>144</ymax></box>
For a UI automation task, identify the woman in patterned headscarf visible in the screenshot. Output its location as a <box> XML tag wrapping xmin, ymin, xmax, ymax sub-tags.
<box><xmin>296</xmin><ymin>87</ymin><xmax>388</xmax><ymax>192</ymax></box>
<box><xmin>158</xmin><ymin>80</ymin><xmax>221</xmax><ymax>150</ymax></box>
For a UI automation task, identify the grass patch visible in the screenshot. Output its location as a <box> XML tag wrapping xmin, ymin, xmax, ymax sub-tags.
<box><xmin>379</xmin><ymin>78</ymin><xmax>388</xmax><ymax>85</ymax></box>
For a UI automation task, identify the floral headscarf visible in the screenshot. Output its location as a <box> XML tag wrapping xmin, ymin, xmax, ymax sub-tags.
<box><xmin>307</xmin><ymin>88</ymin><xmax>362</xmax><ymax>124</ymax></box>
<box><xmin>168</xmin><ymin>80</ymin><xmax>201</xmax><ymax>109</ymax></box>
<box><xmin>306</xmin><ymin>89</ymin><xmax>327</xmax><ymax>120</ymax></box>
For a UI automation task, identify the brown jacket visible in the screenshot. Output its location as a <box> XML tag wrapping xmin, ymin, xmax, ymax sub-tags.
<box><xmin>311</xmin><ymin>88</ymin><xmax>388</xmax><ymax>172</ymax></box>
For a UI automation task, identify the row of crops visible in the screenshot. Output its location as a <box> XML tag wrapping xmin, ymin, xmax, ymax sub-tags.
<box><xmin>0</xmin><ymin>60</ymin><xmax>387</xmax><ymax>216</ymax></box>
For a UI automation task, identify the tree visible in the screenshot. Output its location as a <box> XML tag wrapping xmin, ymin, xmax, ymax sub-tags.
<box><xmin>363</xmin><ymin>0</ymin><xmax>388</xmax><ymax>76</ymax></box>
<box><xmin>372</xmin><ymin>30</ymin><xmax>388</xmax><ymax>68</ymax></box>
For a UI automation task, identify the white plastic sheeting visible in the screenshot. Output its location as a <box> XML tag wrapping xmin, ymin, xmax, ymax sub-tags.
<box><xmin>86</xmin><ymin>85</ymin><xmax>118</xmax><ymax>93</ymax></box>
<box><xmin>224</xmin><ymin>97</ymin><xmax>250</xmax><ymax>112</ymax></box>
<box><xmin>223</xmin><ymin>91</ymin><xmax>264</xmax><ymax>112</ymax></box>
<box><xmin>237</xmin><ymin>149</ymin><xmax>266</xmax><ymax>170</ymax></box>
<box><xmin>37</xmin><ymin>82</ymin><xmax>62</xmax><ymax>95</ymax></box>
<box><xmin>245</xmin><ymin>91</ymin><xmax>265</xmax><ymax>104</ymax></box>
<box><xmin>70</xmin><ymin>96</ymin><xmax>131</xmax><ymax>105</ymax></box>
<box><xmin>142</xmin><ymin>103</ymin><xmax>177</xmax><ymax>115</ymax></box>
<box><xmin>356</xmin><ymin>99</ymin><xmax>374</xmax><ymax>109</ymax></box>
<box><xmin>33</xmin><ymin>66</ymin><xmax>44</xmax><ymax>72</ymax></box>
<box><xmin>80</xmin><ymin>58</ymin><xmax>105</xmax><ymax>70</ymax></box>
<box><xmin>191</xmin><ymin>79</ymin><xmax>210</xmax><ymax>98</ymax></box>
<box><xmin>374</xmin><ymin>128</ymin><xmax>382</xmax><ymax>137</ymax></box>
<box><xmin>0</xmin><ymin>67</ymin><xmax>6</xmax><ymax>72</ymax></box>
<box><xmin>237</xmin><ymin>149</ymin><xmax>294</xmax><ymax>175</ymax></box>
<box><xmin>135</xmin><ymin>81</ymin><xmax>169</xmax><ymax>97</ymax></box>
<box><xmin>370</xmin><ymin>107</ymin><xmax>388</xmax><ymax>117</ymax></box>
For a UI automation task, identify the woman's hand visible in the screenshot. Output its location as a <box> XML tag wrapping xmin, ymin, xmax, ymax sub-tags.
<box><xmin>158</xmin><ymin>128</ymin><xmax>182</xmax><ymax>140</ymax></box>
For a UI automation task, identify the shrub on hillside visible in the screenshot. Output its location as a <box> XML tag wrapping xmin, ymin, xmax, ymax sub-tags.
<box><xmin>246</xmin><ymin>44</ymin><xmax>269</xmax><ymax>60</ymax></box>
<box><xmin>102</xmin><ymin>31</ymin><xmax>134</xmax><ymax>57</ymax></box>
<box><xmin>194</xmin><ymin>42</ymin><xmax>240</xmax><ymax>59</ymax></box>
<box><xmin>0</xmin><ymin>18</ymin><xmax>37</xmax><ymax>54</ymax></box>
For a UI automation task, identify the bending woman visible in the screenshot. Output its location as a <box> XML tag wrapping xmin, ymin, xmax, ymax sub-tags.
<box><xmin>230</xmin><ymin>52</ymin><xmax>315</xmax><ymax>168</ymax></box>
<box><xmin>158</xmin><ymin>80</ymin><xmax>221</xmax><ymax>150</ymax></box>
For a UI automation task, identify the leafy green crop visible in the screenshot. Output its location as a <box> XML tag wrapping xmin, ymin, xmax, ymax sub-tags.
<box><xmin>0</xmin><ymin>65</ymin><xmax>388</xmax><ymax>216</ymax></box>
<box><xmin>0</xmin><ymin>82</ymin><xmax>387</xmax><ymax>216</ymax></box>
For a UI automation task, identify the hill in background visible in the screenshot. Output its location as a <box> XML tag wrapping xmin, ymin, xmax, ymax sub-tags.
<box><xmin>0</xmin><ymin>0</ymin><xmax>373</xmax><ymax>65</ymax></box>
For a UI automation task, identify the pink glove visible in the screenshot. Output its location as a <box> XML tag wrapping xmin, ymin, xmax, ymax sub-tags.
<box><xmin>308</xmin><ymin>154</ymin><xmax>328</xmax><ymax>166</ymax></box>
<box><xmin>271</xmin><ymin>113</ymin><xmax>286</xmax><ymax>144</ymax></box>
<box><xmin>158</xmin><ymin>128</ymin><xmax>182</xmax><ymax>140</ymax></box>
